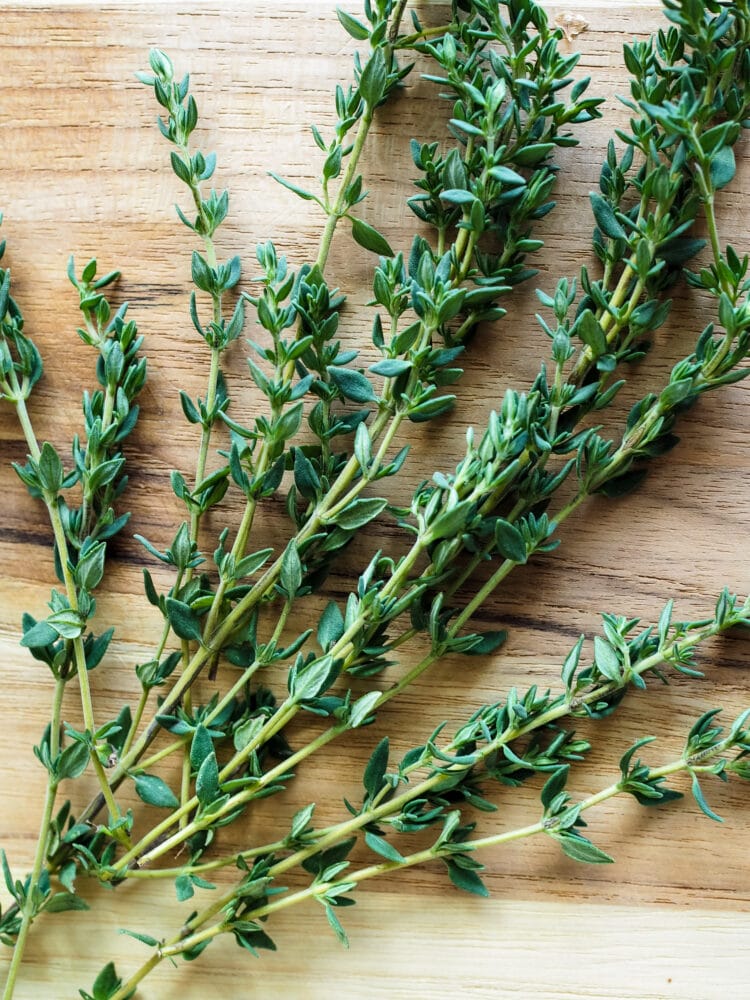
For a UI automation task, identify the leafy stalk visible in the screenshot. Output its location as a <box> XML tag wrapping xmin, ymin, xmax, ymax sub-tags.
<box><xmin>77</xmin><ymin>0</ymin><xmax>601</xmax><ymax>815</ymax></box>
<box><xmin>103</xmin><ymin>699</ymin><xmax>750</xmax><ymax>995</ymax></box>
<box><xmin>0</xmin><ymin>251</ymin><xmax>145</xmax><ymax>985</ymax></box>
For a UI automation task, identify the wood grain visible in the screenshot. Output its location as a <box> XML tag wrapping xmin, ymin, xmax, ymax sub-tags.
<box><xmin>0</xmin><ymin>3</ymin><xmax>748</xmax><ymax>997</ymax></box>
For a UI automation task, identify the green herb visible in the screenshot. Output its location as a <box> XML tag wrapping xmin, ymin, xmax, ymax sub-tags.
<box><xmin>1</xmin><ymin>1</ymin><xmax>749</xmax><ymax>996</ymax></box>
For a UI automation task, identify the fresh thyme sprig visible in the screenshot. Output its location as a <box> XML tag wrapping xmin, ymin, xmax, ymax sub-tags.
<box><xmin>97</xmin><ymin>589</ymin><xmax>749</xmax><ymax>881</ymax></box>
<box><xmin>99</xmin><ymin>686</ymin><xmax>750</xmax><ymax>996</ymax></box>
<box><xmin>0</xmin><ymin>253</ymin><xmax>145</xmax><ymax>993</ymax></box>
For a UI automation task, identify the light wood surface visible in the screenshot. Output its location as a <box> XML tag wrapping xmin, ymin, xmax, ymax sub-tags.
<box><xmin>0</xmin><ymin>3</ymin><xmax>748</xmax><ymax>997</ymax></box>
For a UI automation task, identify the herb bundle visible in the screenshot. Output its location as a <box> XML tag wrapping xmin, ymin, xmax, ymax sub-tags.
<box><xmin>0</xmin><ymin>1</ymin><xmax>749</xmax><ymax>996</ymax></box>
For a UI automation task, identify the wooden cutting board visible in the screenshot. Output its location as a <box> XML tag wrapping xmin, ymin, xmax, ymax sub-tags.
<box><xmin>0</xmin><ymin>3</ymin><xmax>748</xmax><ymax>997</ymax></box>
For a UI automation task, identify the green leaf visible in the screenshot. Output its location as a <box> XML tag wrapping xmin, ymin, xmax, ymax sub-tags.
<box><xmin>710</xmin><ymin>145</ymin><xmax>736</xmax><ymax>191</ymax></box>
<box><xmin>365</xmin><ymin>831</ymin><xmax>404</xmax><ymax>862</ymax></box>
<box><xmin>293</xmin><ymin>448</ymin><xmax>320</xmax><ymax>499</ymax></box>
<box><xmin>445</xmin><ymin>858</ymin><xmax>489</xmax><ymax>897</ymax></box>
<box><xmin>165</xmin><ymin>597</ymin><xmax>203</xmax><ymax>642</ymax></box>
<box><xmin>512</xmin><ymin>142</ymin><xmax>555</xmax><ymax>165</ymax></box>
<box><xmin>596</xmin><ymin>468</ymin><xmax>647</xmax><ymax>498</ymax></box>
<box><xmin>148</xmin><ymin>48</ymin><xmax>173</xmax><ymax>80</ymax></box>
<box><xmin>336</xmin><ymin>7</ymin><xmax>370</xmax><ymax>39</ymax></box>
<box><xmin>280</xmin><ymin>540</ymin><xmax>302</xmax><ymax>596</ymax></box>
<box><xmin>134</xmin><ymin>773</ymin><xmax>180</xmax><ymax>810</ymax></box>
<box><xmin>589</xmin><ymin>193</ymin><xmax>626</xmax><ymax>240</ymax></box>
<box><xmin>351</xmin><ymin>217</ymin><xmax>394</xmax><ymax>257</ymax></box>
<box><xmin>191</xmin><ymin>251</ymin><xmax>213</xmax><ymax>293</ymax></box>
<box><xmin>363</xmin><ymin>736</ymin><xmax>389</xmax><ymax>798</ymax></box>
<box><xmin>593</xmin><ymin>635</ymin><xmax>622</xmax><ymax>682</ymax></box>
<box><xmin>20</xmin><ymin>620</ymin><xmax>59</xmax><ymax>648</ymax></box>
<box><xmin>439</xmin><ymin>188</ymin><xmax>476</xmax><ymax>206</ymax></box>
<box><xmin>577</xmin><ymin>309</ymin><xmax>607</xmax><ymax>357</ymax></box>
<box><xmin>275</xmin><ymin>401</ymin><xmax>304</xmax><ymax>441</ymax></box>
<box><xmin>429</xmin><ymin>499</ymin><xmax>473</xmax><ymax>541</ymax></box>
<box><xmin>233</xmin><ymin>716</ymin><xmax>263</xmax><ymax>753</ymax></box>
<box><xmin>196</xmin><ymin>751</ymin><xmax>220</xmax><ymax>807</ymax></box>
<box><xmin>59</xmin><ymin>861</ymin><xmax>78</xmax><ymax>893</ymax></box>
<box><xmin>463</xmin><ymin>630</ymin><xmax>507</xmax><ymax>656</ymax></box>
<box><xmin>76</xmin><ymin>542</ymin><xmax>107</xmax><ymax>592</ymax></box>
<box><xmin>354</xmin><ymin>421</ymin><xmax>371</xmax><ymax>470</ymax></box>
<box><xmin>235</xmin><ymin>547</ymin><xmax>274</xmax><ymax>579</ymax></box>
<box><xmin>37</xmin><ymin>441</ymin><xmax>64</xmax><ymax>493</ymax></box>
<box><xmin>408</xmin><ymin>394</ymin><xmax>456</xmax><ymax>422</ymax></box>
<box><xmin>348</xmin><ymin>690</ymin><xmax>381</xmax><ymax>728</ymax></box>
<box><xmin>45</xmin><ymin>891</ymin><xmax>90</xmax><ymax>913</ymax></box>
<box><xmin>660</xmin><ymin>377</ymin><xmax>694</xmax><ymax>410</ymax></box>
<box><xmin>318</xmin><ymin>600</ymin><xmax>345</xmax><ymax>651</ymax></box>
<box><xmin>657</xmin><ymin>599</ymin><xmax>673</xmax><ymax>645</ymax></box>
<box><xmin>57</xmin><ymin>741</ymin><xmax>90</xmax><ymax>780</ymax></box>
<box><xmin>118</xmin><ymin>929</ymin><xmax>160</xmax><ymax>948</ymax></box>
<box><xmin>691</xmin><ymin>772</ymin><xmax>723</xmax><ymax>822</ymax></box>
<box><xmin>334</xmin><ymin>496</ymin><xmax>388</xmax><ymax>531</ymax></box>
<box><xmin>268</xmin><ymin>171</ymin><xmax>317</xmax><ymax>202</ymax></box>
<box><xmin>175</xmin><ymin>874</ymin><xmax>195</xmax><ymax>902</ymax></box>
<box><xmin>489</xmin><ymin>165</ymin><xmax>526</xmax><ymax>187</ymax></box>
<box><xmin>358</xmin><ymin>48</ymin><xmax>386</xmax><ymax>107</ymax></box>
<box><xmin>232</xmin><ymin>921</ymin><xmax>277</xmax><ymax>955</ymax></box>
<box><xmin>556</xmin><ymin>832</ymin><xmax>614</xmax><ymax>864</ymax></box>
<box><xmin>561</xmin><ymin>635</ymin><xmax>585</xmax><ymax>691</ymax></box>
<box><xmin>329</xmin><ymin>366</ymin><xmax>377</xmax><ymax>403</ymax></box>
<box><xmin>494</xmin><ymin>518</ymin><xmax>527</xmax><ymax>563</ymax></box>
<box><xmin>369</xmin><ymin>359</ymin><xmax>412</xmax><ymax>378</ymax></box>
<box><xmin>224</xmin><ymin>297</ymin><xmax>245</xmax><ymax>342</ymax></box>
<box><xmin>170</xmin><ymin>150</ymin><xmax>191</xmax><ymax>184</ymax></box>
<box><xmin>47</xmin><ymin>609</ymin><xmax>84</xmax><ymax>640</ymax></box>
<box><xmin>290</xmin><ymin>655</ymin><xmax>340</xmax><ymax>702</ymax></box>
<box><xmin>0</xmin><ymin>268</ymin><xmax>11</xmax><ymax>319</ymax></box>
<box><xmin>190</xmin><ymin>725</ymin><xmax>213</xmax><ymax>772</ymax></box>
<box><xmin>541</xmin><ymin>765</ymin><xmax>569</xmax><ymax>810</ymax></box>
<box><xmin>290</xmin><ymin>802</ymin><xmax>315</xmax><ymax>840</ymax></box>
<box><xmin>83</xmin><ymin>961</ymin><xmax>132</xmax><ymax>1000</ymax></box>
<box><xmin>324</xmin><ymin>902</ymin><xmax>349</xmax><ymax>948</ymax></box>
<box><xmin>1</xmin><ymin>850</ymin><xmax>17</xmax><ymax>901</ymax></box>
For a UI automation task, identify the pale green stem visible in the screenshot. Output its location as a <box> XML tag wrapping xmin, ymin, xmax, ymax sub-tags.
<box><xmin>394</xmin><ymin>22</ymin><xmax>453</xmax><ymax>48</ymax></box>
<box><xmin>121</xmin><ymin>569</ymin><xmax>183</xmax><ymax>760</ymax></box>
<box><xmin>108</xmin><ymin>954</ymin><xmax>161</xmax><ymax>1000</ymax></box>
<box><xmin>100</xmin><ymin>79</ymin><xmax>487</xmax><ymax>790</ymax></box>
<box><xmin>122</xmin><ymin>684</ymin><xmax>156</xmax><ymax>763</ymax></box>
<box><xmin>146</xmin><ymin>598</ymin><xmax>295</xmax><ymax>783</ymax></box>
<box><xmin>317</xmin><ymin>110</ymin><xmax>373</xmax><ymax>273</ymax></box>
<box><xmin>1</xmin><ymin>679</ymin><xmax>64</xmax><ymax>1000</ymax></box>
<box><xmin>200</xmin><ymin>57</ymin><xmax>396</xmax><ymax>637</ymax></box>
<box><xmin>13</xmin><ymin>393</ymin><xmax>122</xmax><ymax>826</ymax></box>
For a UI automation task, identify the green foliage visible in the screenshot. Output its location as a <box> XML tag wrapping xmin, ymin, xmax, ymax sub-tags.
<box><xmin>79</xmin><ymin>962</ymin><xmax>134</xmax><ymax>1000</ymax></box>
<box><xmin>133</xmin><ymin>774</ymin><xmax>180</xmax><ymax>810</ymax></box>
